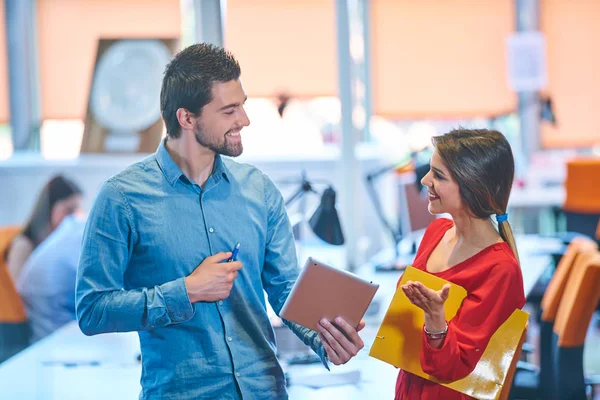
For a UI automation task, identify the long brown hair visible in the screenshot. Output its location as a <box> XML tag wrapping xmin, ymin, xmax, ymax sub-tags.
<box><xmin>21</xmin><ymin>175</ymin><xmax>82</xmax><ymax>246</ymax></box>
<box><xmin>432</xmin><ymin>128</ymin><xmax>520</xmax><ymax>263</ymax></box>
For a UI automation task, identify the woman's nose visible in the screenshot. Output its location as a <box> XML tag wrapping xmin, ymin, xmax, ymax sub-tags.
<box><xmin>421</xmin><ymin>170</ymin><xmax>432</xmax><ymax>187</ymax></box>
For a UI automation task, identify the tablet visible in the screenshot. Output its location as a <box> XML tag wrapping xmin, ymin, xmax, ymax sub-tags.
<box><xmin>280</xmin><ymin>257</ymin><xmax>379</xmax><ymax>331</ymax></box>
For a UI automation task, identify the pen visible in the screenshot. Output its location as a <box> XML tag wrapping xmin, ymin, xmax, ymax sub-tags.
<box><xmin>42</xmin><ymin>360</ymin><xmax>101</xmax><ymax>367</ymax></box>
<box><xmin>228</xmin><ymin>242</ymin><xmax>240</xmax><ymax>262</ymax></box>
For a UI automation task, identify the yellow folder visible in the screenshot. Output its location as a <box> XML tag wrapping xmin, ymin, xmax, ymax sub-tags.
<box><xmin>369</xmin><ymin>266</ymin><xmax>529</xmax><ymax>400</ymax></box>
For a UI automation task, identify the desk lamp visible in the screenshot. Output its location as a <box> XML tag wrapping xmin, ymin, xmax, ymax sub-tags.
<box><xmin>283</xmin><ymin>173</ymin><xmax>344</xmax><ymax>246</ymax></box>
<box><xmin>365</xmin><ymin>152</ymin><xmax>430</xmax><ymax>271</ymax></box>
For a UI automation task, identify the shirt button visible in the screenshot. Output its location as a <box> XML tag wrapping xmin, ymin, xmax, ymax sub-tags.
<box><xmin>219</xmin><ymin>301</ymin><xmax>223</xmax><ymax>305</ymax></box>
<box><xmin>236</xmin><ymin>372</ymin><xmax>241</xmax><ymax>377</ymax></box>
<box><xmin>227</xmin><ymin>336</ymin><xmax>233</xmax><ymax>342</ymax></box>
<box><xmin>209</xmin><ymin>227</ymin><xmax>215</xmax><ymax>233</ymax></box>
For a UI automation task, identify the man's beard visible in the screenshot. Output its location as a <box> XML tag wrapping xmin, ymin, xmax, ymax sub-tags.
<box><xmin>194</xmin><ymin>124</ymin><xmax>243</xmax><ymax>157</ymax></box>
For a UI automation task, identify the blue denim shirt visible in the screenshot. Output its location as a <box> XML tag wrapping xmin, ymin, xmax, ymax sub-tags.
<box><xmin>75</xmin><ymin>140</ymin><xmax>327</xmax><ymax>399</ymax></box>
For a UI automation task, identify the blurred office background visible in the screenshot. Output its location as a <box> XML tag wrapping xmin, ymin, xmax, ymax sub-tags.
<box><xmin>1</xmin><ymin>1</ymin><xmax>600</xmax><ymax>399</ymax></box>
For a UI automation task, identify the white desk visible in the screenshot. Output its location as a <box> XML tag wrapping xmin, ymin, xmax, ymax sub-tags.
<box><xmin>509</xmin><ymin>185</ymin><xmax>565</xmax><ymax>209</ymax></box>
<box><xmin>514</xmin><ymin>235</ymin><xmax>564</xmax><ymax>296</ymax></box>
<box><xmin>0</xmin><ymin>321</ymin><xmax>399</xmax><ymax>400</ymax></box>
<box><xmin>0</xmin><ymin>323</ymin><xmax>141</xmax><ymax>400</ymax></box>
<box><xmin>0</xmin><ymin>236</ymin><xmax>559</xmax><ymax>399</ymax></box>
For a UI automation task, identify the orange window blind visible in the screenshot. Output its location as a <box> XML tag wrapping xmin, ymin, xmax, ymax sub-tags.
<box><xmin>371</xmin><ymin>0</ymin><xmax>516</xmax><ymax>119</ymax></box>
<box><xmin>37</xmin><ymin>0</ymin><xmax>181</xmax><ymax>120</ymax></box>
<box><xmin>225</xmin><ymin>0</ymin><xmax>337</xmax><ymax>98</ymax></box>
<box><xmin>541</xmin><ymin>0</ymin><xmax>600</xmax><ymax>148</ymax></box>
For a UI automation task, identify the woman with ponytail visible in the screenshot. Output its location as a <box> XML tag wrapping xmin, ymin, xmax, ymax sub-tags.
<box><xmin>395</xmin><ymin>129</ymin><xmax>525</xmax><ymax>400</ymax></box>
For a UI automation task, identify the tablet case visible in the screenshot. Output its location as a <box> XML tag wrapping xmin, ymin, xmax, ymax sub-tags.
<box><xmin>280</xmin><ymin>257</ymin><xmax>379</xmax><ymax>331</ymax></box>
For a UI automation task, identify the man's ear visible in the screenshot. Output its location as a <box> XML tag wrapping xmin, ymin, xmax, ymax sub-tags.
<box><xmin>176</xmin><ymin>108</ymin><xmax>197</xmax><ymax>131</ymax></box>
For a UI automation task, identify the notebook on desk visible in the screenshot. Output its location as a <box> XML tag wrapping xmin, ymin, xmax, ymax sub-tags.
<box><xmin>369</xmin><ymin>266</ymin><xmax>528</xmax><ymax>400</ymax></box>
<box><xmin>280</xmin><ymin>257</ymin><xmax>379</xmax><ymax>331</ymax></box>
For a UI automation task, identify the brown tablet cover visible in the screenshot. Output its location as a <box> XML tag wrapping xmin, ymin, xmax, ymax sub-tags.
<box><xmin>280</xmin><ymin>257</ymin><xmax>379</xmax><ymax>331</ymax></box>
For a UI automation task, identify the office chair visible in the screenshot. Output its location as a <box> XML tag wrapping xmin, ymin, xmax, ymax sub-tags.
<box><xmin>529</xmin><ymin>159</ymin><xmax>600</xmax><ymax>317</ymax></box>
<box><xmin>561</xmin><ymin>159</ymin><xmax>600</xmax><ymax>239</ymax></box>
<box><xmin>511</xmin><ymin>237</ymin><xmax>598</xmax><ymax>399</ymax></box>
<box><xmin>552</xmin><ymin>250</ymin><xmax>600</xmax><ymax>399</ymax></box>
<box><xmin>0</xmin><ymin>226</ymin><xmax>30</xmax><ymax>363</ymax></box>
<box><xmin>0</xmin><ymin>226</ymin><xmax>20</xmax><ymax>261</ymax></box>
<box><xmin>511</xmin><ymin>246</ymin><xmax>600</xmax><ymax>399</ymax></box>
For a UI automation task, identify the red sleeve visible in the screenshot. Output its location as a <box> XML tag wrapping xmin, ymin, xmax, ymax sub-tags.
<box><xmin>419</xmin><ymin>257</ymin><xmax>526</xmax><ymax>382</ymax></box>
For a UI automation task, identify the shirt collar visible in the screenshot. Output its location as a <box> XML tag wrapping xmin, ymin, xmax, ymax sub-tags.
<box><xmin>155</xmin><ymin>138</ymin><xmax>230</xmax><ymax>186</ymax></box>
<box><xmin>212</xmin><ymin>153</ymin><xmax>230</xmax><ymax>183</ymax></box>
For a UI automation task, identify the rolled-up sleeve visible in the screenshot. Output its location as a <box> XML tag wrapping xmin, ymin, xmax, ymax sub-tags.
<box><xmin>259</xmin><ymin>174</ymin><xmax>329</xmax><ymax>369</ymax></box>
<box><xmin>75</xmin><ymin>180</ymin><xmax>195</xmax><ymax>336</ymax></box>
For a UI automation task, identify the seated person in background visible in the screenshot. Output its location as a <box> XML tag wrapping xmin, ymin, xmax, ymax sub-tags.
<box><xmin>17</xmin><ymin>214</ymin><xmax>86</xmax><ymax>342</ymax></box>
<box><xmin>395</xmin><ymin>129</ymin><xmax>526</xmax><ymax>400</ymax></box>
<box><xmin>5</xmin><ymin>175</ymin><xmax>82</xmax><ymax>282</ymax></box>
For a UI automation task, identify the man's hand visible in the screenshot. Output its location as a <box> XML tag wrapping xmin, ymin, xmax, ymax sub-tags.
<box><xmin>185</xmin><ymin>252</ymin><xmax>243</xmax><ymax>303</ymax></box>
<box><xmin>317</xmin><ymin>317</ymin><xmax>366</xmax><ymax>365</ymax></box>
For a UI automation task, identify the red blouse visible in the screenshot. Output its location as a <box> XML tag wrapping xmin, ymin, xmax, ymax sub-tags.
<box><xmin>395</xmin><ymin>218</ymin><xmax>526</xmax><ymax>400</ymax></box>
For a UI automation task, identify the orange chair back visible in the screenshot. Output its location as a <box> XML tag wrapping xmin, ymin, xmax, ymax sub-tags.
<box><xmin>0</xmin><ymin>226</ymin><xmax>20</xmax><ymax>260</ymax></box>
<box><xmin>0</xmin><ymin>268</ymin><xmax>27</xmax><ymax>323</ymax></box>
<box><xmin>541</xmin><ymin>237</ymin><xmax>598</xmax><ymax>322</ymax></box>
<box><xmin>553</xmin><ymin>250</ymin><xmax>600</xmax><ymax>347</ymax></box>
<box><xmin>498</xmin><ymin>324</ymin><xmax>528</xmax><ymax>400</ymax></box>
<box><xmin>0</xmin><ymin>226</ymin><xmax>27</xmax><ymax>323</ymax></box>
<box><xmin>564</xmin><ymin>158</ymin><xmax>600</xmax><ymax>213</ymax></box>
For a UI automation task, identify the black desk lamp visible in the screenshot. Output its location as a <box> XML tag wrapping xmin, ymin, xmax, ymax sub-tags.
<box><xmin>365</xmin><ymin>153</ymin><xmax>430</xmax><ymax>271</ymax></box>
<box><xmin>283</xmin><ymin>173</ymin><xmax>344</xmax><ymax>246</ymax></box>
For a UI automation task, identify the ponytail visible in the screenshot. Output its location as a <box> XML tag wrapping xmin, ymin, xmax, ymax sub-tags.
<box><xmin>496</xmin><ymin>213</ymin><xmax>520</xmax><ymax>265</ymax></box>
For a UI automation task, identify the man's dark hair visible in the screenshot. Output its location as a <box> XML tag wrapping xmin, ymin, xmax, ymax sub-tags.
<box><xmin>160</xmin><ymin>43</ymin><xmax>241</xmax><ymax>138</ymax></box>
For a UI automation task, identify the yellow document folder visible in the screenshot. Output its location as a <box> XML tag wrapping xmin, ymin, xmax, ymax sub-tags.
<box><xmin>369</xmin><ymin>266</ymin><xmax>528</xmax><ymax>400</ymax></box>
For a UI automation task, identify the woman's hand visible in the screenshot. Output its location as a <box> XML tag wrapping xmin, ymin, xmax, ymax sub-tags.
<box><xmin>401</xmin><ymin>281</ymin><xmax>450</xmax><ymax>331</ymax></box>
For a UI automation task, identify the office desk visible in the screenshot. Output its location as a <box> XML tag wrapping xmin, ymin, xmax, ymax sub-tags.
<box><xmin>0</xmin><ymin>236</ymin><xmax>559</xmax><ymax>399</ymax></box>
<box><xmin>0</xmin><ymin>323</ymin><xmax>141</xmax><ymax>399</ymax></box>
<box><xmin>509</xmin><ymin>184</ymin><xmax>565</xmax><ymax>209</ymax></box>
<box><xmin>508</xmin><ymin>184</ymin><xmax>565</xmax><ymax>234</ymax></box>
<box><xmin>0</xmin><ymin>322</ymin><xmax>399</xmax><ymax>400</ymax></box>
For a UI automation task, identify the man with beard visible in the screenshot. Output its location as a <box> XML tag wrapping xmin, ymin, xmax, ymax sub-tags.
<box><xmin>75</xmin><ymin>43</ymin><xmax>365</xmax><ymax>400</ymax></box>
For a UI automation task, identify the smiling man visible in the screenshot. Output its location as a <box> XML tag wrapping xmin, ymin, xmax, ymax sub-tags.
<box><xmin>75</xmin><ymin>43</ymin><xmax>365</xmax><ymax>400</ymax></box>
